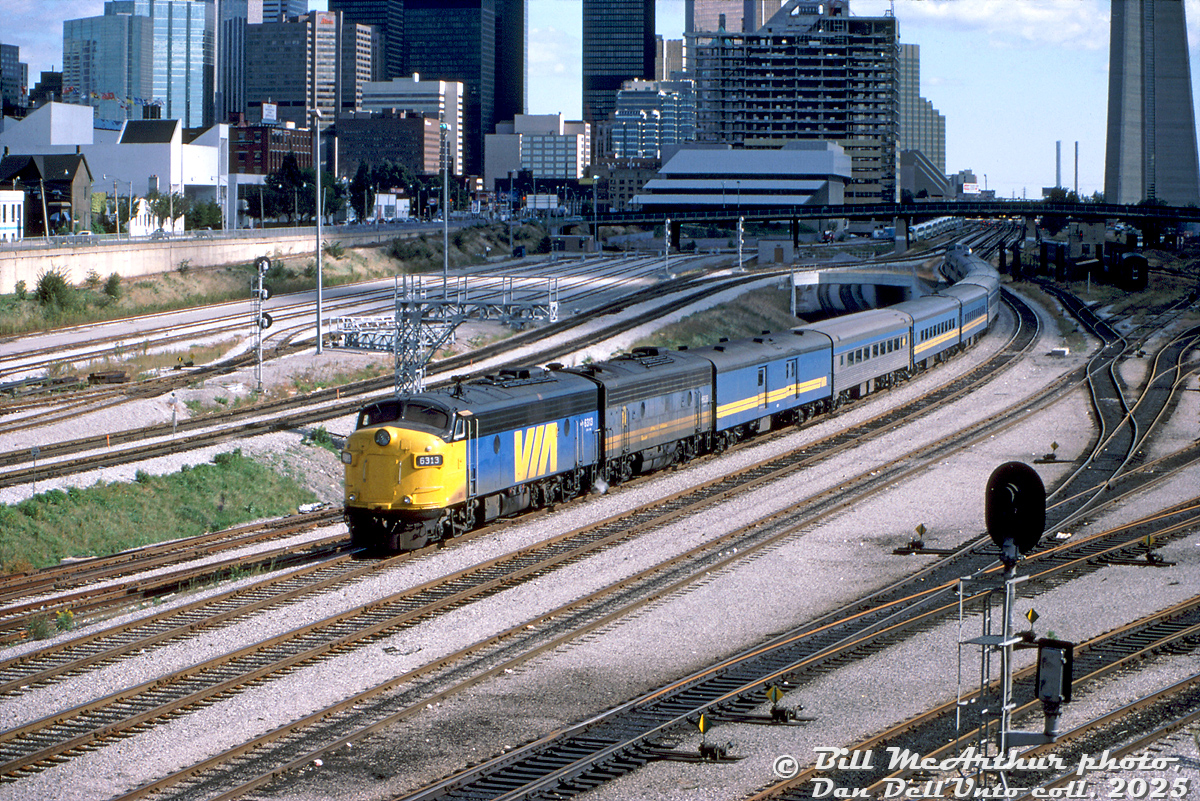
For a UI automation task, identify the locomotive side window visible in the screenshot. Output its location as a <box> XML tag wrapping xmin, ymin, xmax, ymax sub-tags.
<box><xmin>564</xmin><ymin>417</ymin><xmax>571</xmax><ymax>435</ymax></box>
<box><xmin>493</xmin><ymin>435</ymin><xmax>501</xmax><ymax>454</ymax></box>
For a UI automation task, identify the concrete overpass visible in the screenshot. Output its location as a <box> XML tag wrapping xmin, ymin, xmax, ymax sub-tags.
<box><xmin>581</xmin><ymin>200</ymin><xmax>1200</xmax><ymax>249</ymax></box>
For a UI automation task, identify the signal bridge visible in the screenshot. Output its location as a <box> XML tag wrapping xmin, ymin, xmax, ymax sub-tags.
<box><xmin>331</xmin><ymin>274</ymin><xmax>561</xmax><ymax>394</ymax></box>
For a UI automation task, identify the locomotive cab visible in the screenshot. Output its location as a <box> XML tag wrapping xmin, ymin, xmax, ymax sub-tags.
<box><xmin>343</xmin><ymin>398</ymin><xmax>468</xmax><ymax>551</ymax></box>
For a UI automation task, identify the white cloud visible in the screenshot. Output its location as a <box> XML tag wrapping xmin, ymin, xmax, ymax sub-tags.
<box><xmin>852</xmin><ymin>0</ymin><xmax>1107</xmax><ymax>50</ymax></box>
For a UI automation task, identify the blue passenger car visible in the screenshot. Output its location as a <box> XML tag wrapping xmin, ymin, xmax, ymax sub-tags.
<box><xmin>688</xmin><ymin>330</ymin><xmax>832</xmax><ymax>444</ymax></box>
<box><xmin>939</xmin><ymin>281</ymin><xmax>991</xmax><ymax>345</ymax></box>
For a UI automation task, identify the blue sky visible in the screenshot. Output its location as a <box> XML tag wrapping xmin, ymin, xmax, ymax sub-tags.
<box><xmin>9</xmin><ymin>0</ymin><xmax>1200</xmax><ymax>200</ymax></box>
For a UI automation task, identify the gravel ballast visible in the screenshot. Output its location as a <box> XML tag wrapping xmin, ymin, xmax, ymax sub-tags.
<box><xmin>1</xmin><ymin>283</ymin><xmax>1198</xmax><ymax>801</ymax></box>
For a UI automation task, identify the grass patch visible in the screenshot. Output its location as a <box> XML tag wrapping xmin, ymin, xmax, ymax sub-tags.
<box><xmin>631</xmin><ymin>285</ymin><xmax>800</xmax><ymax>351</ymax></box>
<box><xmin>0</xmin><ymin>449</ymin><xmax>317</xmax><ymax>572</ymax></box>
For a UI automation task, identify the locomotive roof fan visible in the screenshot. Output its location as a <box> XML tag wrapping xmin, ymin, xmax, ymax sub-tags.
<box><xmin>985</xmin><ymin>462</ymin><xmax>1045</xmax><ymax>569</ymax></box>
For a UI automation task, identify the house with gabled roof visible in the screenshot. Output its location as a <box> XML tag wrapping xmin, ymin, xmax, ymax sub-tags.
<box><xmin>0</xmin><ymin>152</ymin><xmax>92</xmax><ymax>234</ymax></box>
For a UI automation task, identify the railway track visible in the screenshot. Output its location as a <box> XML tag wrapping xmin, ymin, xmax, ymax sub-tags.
<box><xmin>0</xmin><ymin>514</ymin><xmax>349</xmax><ymax>646</ymax></box>
<box><xmin>0</xmin><ymin>288</ymin><xmax>1037</xmax><ymax>794</ymax></box>
<box><xmin>0</xmin><ymin>267</ymin><xmax>774</xmax><ymax>485</ymax></box>
<box><xmin>748</xmin><ymin>592</ymin><xmax>1200</xmax><ymax>799</ymax></box>
<box><xmin>228</xmin><ymin>285</ymin><xmax>1197</xmax><ymax>801</ymax></box>
<box><xmin>7</xmin><ymin>248</ymin><xmax>1190</xmax><ymax>796</ymax></box>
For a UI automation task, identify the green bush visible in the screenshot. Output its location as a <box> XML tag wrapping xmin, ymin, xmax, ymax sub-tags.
<box><xmin>103</xmin><ymin>273</ymin><xmax>122</xmax><ymax>299</ymax></box>
<box><xmin>14</xmin><ymin>280</ymin><xmax>26</xmax><ymax>300</ymax></box>
<box><xmin>35</xmin><ymin>268</ymin><xmax>75</xmax><ymax>309</ymax></box>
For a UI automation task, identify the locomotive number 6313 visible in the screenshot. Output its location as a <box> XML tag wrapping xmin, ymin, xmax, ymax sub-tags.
<box><xmin>414</xmin><ymin>454</ymin><xmax>444</xmax><ymax>467</ymax></box>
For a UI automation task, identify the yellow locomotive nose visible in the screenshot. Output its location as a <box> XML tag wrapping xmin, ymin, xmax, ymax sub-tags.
<box><xmin>344</xmin><ymin>426</ymin><xmax>463</xmax><ymax>513</ymax></box>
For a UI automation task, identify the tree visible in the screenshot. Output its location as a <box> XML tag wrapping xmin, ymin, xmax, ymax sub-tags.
<box><xmin>146</xmin><ymin>191</ymin><xmax>189</xmax><ymax>231</ymax></box>
<box><xmin>350</xmin><ymin>162</ymin><xmax>373</xmax><ymax>222</ymax></box>
<box><xmin>267</xmin><ymin>153</ymin><xmax>313</xmax><ymax>223</ymax></box>
<box><xmin>186</xmin><ymin>200</ymin><xmax>223</xmax><ymax>230</ymax></box>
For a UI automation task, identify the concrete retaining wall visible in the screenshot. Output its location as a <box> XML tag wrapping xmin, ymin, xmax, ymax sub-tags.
<box><xmin>0</xmin><ymin>226</ymin><xmax>417</xmax><ymax>295</ymax></box>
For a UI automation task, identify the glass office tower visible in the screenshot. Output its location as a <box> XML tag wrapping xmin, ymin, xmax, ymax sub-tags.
<box><xmin>582</xmin><ymin>0</ymin><xmax>654</xmax><ymax>131</ymax></box>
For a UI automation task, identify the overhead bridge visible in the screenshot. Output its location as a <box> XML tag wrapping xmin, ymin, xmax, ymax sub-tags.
<box><xmin>791</xmin><ymin>268</ymin><xmax>925</xmax><ymax>315</ymax></box>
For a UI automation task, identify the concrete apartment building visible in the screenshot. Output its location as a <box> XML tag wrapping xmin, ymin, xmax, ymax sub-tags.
<box><xmin>484</xmin><ymin>113</ymin><xmax>592</xmax><ymax>191</ymax></box>
<box><xmin>690</xmin><ymin>0</ymin><xmax>899</xmax><ymax>204</ymax></box>
<box><xmin>361</xmin><ymin>75</ymin><xmax>464</xmax><ymax>175</ymax></box>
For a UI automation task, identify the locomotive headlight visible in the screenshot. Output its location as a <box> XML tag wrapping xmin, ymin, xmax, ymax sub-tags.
<box><xmin>340</xmin><ymin>451</ymin><xmax>353</xmax><ymax>465</ymax></box>
<box><xmin>402</xmin><ymin>495</ymin><xmax>413</xmax><ymax>505</ymax></box>
<box><xmin>374</xmin><ymin>429</ymin><xmax>391</xmax><ymax>447</ymax></box>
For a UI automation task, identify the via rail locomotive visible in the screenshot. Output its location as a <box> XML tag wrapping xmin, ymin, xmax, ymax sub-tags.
<box><xmin>342</xmin><ymin>245</ymin><xmax>1001</xmax><ymax>551</ymax></box>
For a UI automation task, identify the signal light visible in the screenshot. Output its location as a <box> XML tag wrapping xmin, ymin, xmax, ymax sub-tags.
<box><xmin>985</xmin><ymin>462</ymin><xmax>1045</xmax><ymax>567</ymax></box>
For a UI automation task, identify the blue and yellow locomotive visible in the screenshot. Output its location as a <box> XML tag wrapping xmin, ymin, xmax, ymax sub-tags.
<box><xmin>344</xmin><ymin>247</ymin><xmax>1002</xmax><ymax>551</ymax></box>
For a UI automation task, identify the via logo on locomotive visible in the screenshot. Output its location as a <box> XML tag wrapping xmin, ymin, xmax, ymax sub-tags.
<box><xmin>514</xmin><ymin>422</ymin><xmax>558</xmax><ymax>482</ymax></box>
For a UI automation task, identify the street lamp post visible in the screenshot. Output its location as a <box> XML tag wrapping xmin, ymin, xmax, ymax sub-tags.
<box><xmin>310</xmin><ymin>110</ymin><xmax>324</xmax><ymax>355</ymax></box>
<box><xmin>441</xmin><ymin>121</ymin><xmax>449</xmax><ymax>298</ymax></box>
<box><xmin>592</xmin><ymin>174</ymin><xmax>599</xmax><ymax>251</ymax></box>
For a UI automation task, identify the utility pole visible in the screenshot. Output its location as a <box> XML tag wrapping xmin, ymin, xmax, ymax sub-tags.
<box><xmin>311</xmin><ymin>109</ymin><xmax>325</xmax><ymax>354</ymax></box>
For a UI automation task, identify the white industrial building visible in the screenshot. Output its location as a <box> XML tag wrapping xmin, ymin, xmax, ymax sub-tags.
<box><xmin>0</xmin><ymin>102</ymin><xmax>230</xmax><ymax>230</ymax></box>
<box><xmin>0</xmin><ymin>189</ymin><xmax>23</xmax><ymax>242</ymax></box>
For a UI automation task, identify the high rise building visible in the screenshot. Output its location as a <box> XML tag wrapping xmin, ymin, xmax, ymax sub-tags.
<box><xmin>691</xmin><ymin>0</ymin><xmax>899</xmax><ymax>204</ymax></box>
<box><xmin>63</xmin><ymin>10</ymin><xmax>156</xmax><ymax>124</ymax></box>
<box><xmin>655</xmin><ymin>36</ymin><xmax>684</xmax><ymax>81</ymax></box>
<box><xmin>493</xmin><ymin>0</ymin><xmax>527</xmax><ymax>126</ymax></box>
<box><xmin>362</xmin><ymin>75</ymin><xmax>464</xmax><ymax>174</ymax></box>
<box><xmin>261</xmin><ymin>0</ymin><xmax>308</xmax><ymax>22</ymax></box>
<box><xmin>0</xmin><ymin>44</ymin><xmax>30</xmax><ymax>111</ymax></box>
<box><xmin>64</xmin><ymin>1</ymin><xmax>216</xmax><ymax>128</ymax></box>
<box><xmin>1105</xmin><ymin>0</ymin><xmax>1200</xmax><ymax>205</ymax></box>
<box><xmin>686</xmin><ymin>0</ymin><xmax>787</xmax><ymax>34</ymax></box>
<box><xmin>328</xmin><ymin>0</ymin><xmax>525</xmax><ymax>175</ymax></box>
<box><xmin>610</xmin><ymin>78</ymin><xmax>695</xmax><ymax>159</ymax></box>
<box><xmin>328</xmin><ymin>1</ymin><xmax>403</xmax><ymax>80</ymax></box>
<box><xmin>898</xmin><ymin>43</ymin><xmax>945</xmax><ymax>175</ymax></box>
<box><xmin>582</xmin><ymin>0</ymin><xmax>654</xmax><ymax>131</ymax></box>
<box><xmin>403</xmin><ymin>0</ymin><xmax>526</xmax><ymax>176</ymax></box>
<box><xmin>216</xmin><ymin>0</ymin><xmax>263</xmax><ymax>123</ymax></box>
<box><xmin>245</xmin><ymin>10</ymin><xmax>373</xmax><ymax>127</ymax></box>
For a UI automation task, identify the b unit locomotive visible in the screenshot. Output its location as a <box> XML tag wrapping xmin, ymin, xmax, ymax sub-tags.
<box><xmin>343</xmin><ymin>247</ymin><xmax>1001</xmax><ymax>551</ymax></box>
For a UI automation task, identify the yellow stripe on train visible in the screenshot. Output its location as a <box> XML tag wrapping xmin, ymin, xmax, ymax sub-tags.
<box><xmin>515</xmin><ymin>423</ymin><xmax>558</xmax><ymax>482</ymax></box>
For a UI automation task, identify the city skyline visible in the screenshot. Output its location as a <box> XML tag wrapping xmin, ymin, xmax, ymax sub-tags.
<box><xmin>8</xmin><ymin>0</ymin><xmax>1200</xmax><ymax>201</ymax></box>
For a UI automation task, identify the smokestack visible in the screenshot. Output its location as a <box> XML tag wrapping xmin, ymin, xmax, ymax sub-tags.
<box><xmin>1075</xmin><ymin>141</ymin><xmax>1079</xmax><ymax>197</ymax></box>
<box><xmin>1056</xmin><ymin>141</ymin><xmax>1062</xmax><ymax>188</ymax></box>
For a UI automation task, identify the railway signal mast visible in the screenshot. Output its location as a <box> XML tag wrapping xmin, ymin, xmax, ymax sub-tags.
<box><xmin>957</xmin><ymin>462</ymin><xmax>1072</xmax><ymax>790</ymax></box>
<box><xmin>252</xmin><ymin>256</ymin><xmax>273</xmax><ymax>393</ymax></box>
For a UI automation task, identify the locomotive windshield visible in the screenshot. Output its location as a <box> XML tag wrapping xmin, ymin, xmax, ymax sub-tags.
<box><xmin>356</xmin><ymin>400</ymin><xmax>452</xmax><ymax>435</ymax></box>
